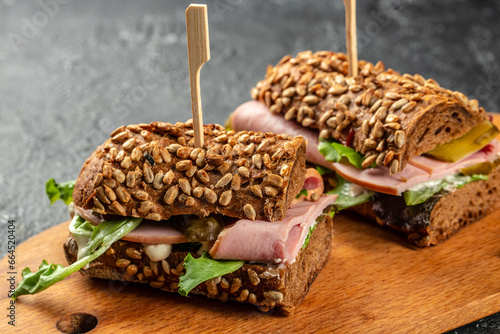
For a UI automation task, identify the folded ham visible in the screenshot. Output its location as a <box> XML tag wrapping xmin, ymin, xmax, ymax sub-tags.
<box><xmin>118</xmin><ymin>195</ymin><xmax>337</xmax><ymax>263</ymax></box>
<box><xmin>232</xmin><ymin>101</ymin><xmax>500</xmax><ymax>195</ymax></box>
<box><xmin>210</xmin><ymin>194</ymin><xmax>337</xmax><ymax>264</ymax></box>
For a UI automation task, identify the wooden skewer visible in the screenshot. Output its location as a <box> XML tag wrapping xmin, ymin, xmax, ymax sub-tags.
<box><xmin>343</xmin><ymin>0</ymin><xmax>358</xmax><ymax>77</ymax></box>
<box><xmin>186</xmin><ymin>4</ymin><xmax>210</xmax><ymax>148</ymax></box>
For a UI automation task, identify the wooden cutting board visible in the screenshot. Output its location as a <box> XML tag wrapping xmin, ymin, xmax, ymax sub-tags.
<box><xmin>1</xmin><ymin>209</ymin><xmax>500</xmax><ymax>334</ymax></box>
<box><xmin>2</xmin><ymin>115</ymin><xmax>500</xmax><ymax>334</ymax></box>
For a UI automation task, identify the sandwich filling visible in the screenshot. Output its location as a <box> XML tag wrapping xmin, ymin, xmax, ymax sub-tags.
<box><xmin>73</xmin><ymin>194</ymin><xmax>337</xmax><ymax>265</ymax></box>
<box><xmin>231</xmin><ymin>100</ymin><xmax>499</xmax><ymax>206</ymax></box>
<box><xmin>13</xmin><ymin>177</ymin><xmax>336</xmax><ymax>299</ymax></box>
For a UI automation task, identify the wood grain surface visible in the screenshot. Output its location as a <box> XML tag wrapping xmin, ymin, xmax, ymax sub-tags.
<box><xmin>1</xmin><ymin>209</ymin><xmax>499</xmax><ymax>334</ymax></box>
<box><xmin>2</xmin><ymin>115</ymin><xmax>499</xmax><ymax>333</ymax></box>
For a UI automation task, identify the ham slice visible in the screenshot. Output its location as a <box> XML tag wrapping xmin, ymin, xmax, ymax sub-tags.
<box><xmin>331</xmin><ymin>163</ymin><xmax>430</xmax><ymax>196</ymax></box>
<box><xmin>209</xmin><ymin>194</ymin><xmax>337</xmax><ymax>264</ymax></box>
<box><xmin>121</xmin><ymin>221</ymin><xmax>189</xmax><ymax>244</ymax></box>
<box><xmin>119</xmin><ymin>195</ymin><xmax>337</xmax><ymax>263</ymax></box>
<box><xmin>232</xmin><ymin>101</ymin><xmax>499</xmax><ymax>195</ymax></box>
<box><xmin>333</xmin><ymin>140</ymin><xmax>499</xmax><ymax>195</ymax></box>
<box><xmin>293</xmin><ymin>168</ymin><xmax>325</xmax><ymax>203</ymax></box>
<box><xmin>75</xmin><ymin>205</ymin><xmax>104</xmax><ymax>225</ymax></box>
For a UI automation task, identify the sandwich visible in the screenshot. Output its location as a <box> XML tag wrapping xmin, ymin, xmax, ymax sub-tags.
<box><xmin>231</xmin><ymin>50</ymin><xmax>500</xmax><ymax>247</ymax></box>
<box><xmin>13</xmin><ymin>120</ymin><xmax>337</xmax><ymax>315</ymax></box>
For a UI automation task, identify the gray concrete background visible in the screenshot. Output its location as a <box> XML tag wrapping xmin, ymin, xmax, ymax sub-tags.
<box><xmin>0</xmin><ymin>0</ymin><xmax>499</xmax><ymax>332</ymax></box>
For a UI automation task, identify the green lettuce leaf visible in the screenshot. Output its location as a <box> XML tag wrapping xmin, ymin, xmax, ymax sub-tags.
<box><xmin>69</xmin><ymin>215</ymin><xmax>94</xmax><ymax>240</ymax></box>
<box><xmin>295</xmin><ymin>189</ymin><xmax>308</xmax><ymax>199</ymax></box>
<box><xmin>179</xmin><ymin>252</ymin><xmax>244</xmax><ymax>297</ymax></box>
<box><xmin>315</xmin><ymin>165</ymin><xmax>332</xmax><ymax>176</ymax></box>
<box><xmin>12</xmin><ymin>216</ymin><xmax>142</xmax><ymax>299</ymax></box>
<box><xmin>327</xmin><ymin>174</ymin><xmax>374</xmax><ymax>210</ymax></box>
<box><xmin>302</xmin><ymin>224</ymin><xmax>317</xmax><ymax>250</ymax></box>
<box><xmin>318</xmin><ymin>139</ymin><xmax>364</xmax><ymax>169</ymax></box>
<box><xmin>85</xmin><ymin>217</ymin><xmax>136</xmax><ymax>256</ymax></box>
<box><xmin>46</xmin><ymin>179</ymin><xmax>76</xmax><ymax>205</ymax></box>
<box><xmin>403</xmin><ymin>174</ymin><xmax>488</xmax><ymax>206</ymax></box>
<box><xmin>403</xmin><ymin>182</ymin><xmax>446</xmax><ymax>206</ymax></box>
<box><xmin>69</xmin><ymin>215</ymin><xmax>95</xmax><ymax>259</ymax></box>
<box><xmin>460</xmin><ymin>174</ymin><xmax>489</xmax><ymax>185</ymax></box>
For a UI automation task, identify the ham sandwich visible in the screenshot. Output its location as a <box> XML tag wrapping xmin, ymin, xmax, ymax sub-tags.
<box><xmin>232</xmin><ymin>101</ymin><xmax>499</xmax><ymax>196</ymax></box>
<box><xmin>232</xmin><ymin>51</ymin><xmax>500</xmax><ymax>247</ymax></box>
<box><xmin>62</xmin><ymin>120</ymin><xmax>338</xmax><ymax>314</ymax></box>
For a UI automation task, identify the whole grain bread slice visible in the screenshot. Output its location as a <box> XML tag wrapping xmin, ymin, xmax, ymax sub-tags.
<box><xmin>73</xmin><ymin>121</ymin><xmax>306</xmax><ymax>222</ymax></box>
<box><xmin>351</xmin><ymin>162</ymin><xmax>500</xmax><ymax>247</ymax></box>
<box><xmin>252</xmin><ymin>50</ymin><xmax>485</xmax><ymax>173</ymax></box>
<box><xmin>63</xmin><ymin>213</ymin><xmax>333</xmax><ymax>315</ymax></box>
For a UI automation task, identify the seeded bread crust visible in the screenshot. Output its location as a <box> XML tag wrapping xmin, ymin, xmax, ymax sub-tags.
<box><xmin>73</xmin><ymin>121</ymin><xmax>306</xmax><ymax>222</ymax></box>
<box><xmin>63</xmin><ymin>213</ymin><xmax>333</xmax><ymax>315</ymax></box>
<box><xmin>353</xmin><ymin>163</ymin><xmax>500</xmax><ymax>247</ymax></box>
<box><xmin>252</xmin><ymin>50</ymin><xmax>486</xmax><ymax>173</ymax></box>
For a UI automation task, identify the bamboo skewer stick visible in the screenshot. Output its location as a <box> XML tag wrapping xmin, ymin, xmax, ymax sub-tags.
<box><xmin>186</xmin><ymin>4</ymin><xmax>210</xmax><ymax>148</ymax></box>
<box><xmin>343</xmin><ymin>0</ymin><xmax>358</xmax><ymax>77</ymax></box>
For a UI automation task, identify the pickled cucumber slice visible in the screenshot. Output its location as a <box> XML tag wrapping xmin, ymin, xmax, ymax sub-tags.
<box><xmin>173</xmin><ymin>215</ymin><xmax>225</xmax><ymax>242</ymax></box>
<box><xmin>460</xmin><ymin>156</ymin><xmax>500</xmax><ymax>176</ymax></box>
<box><xmin>426</xmin><ymin>121</ymin><xmax>499</xmax><ymax>162</ymax></box>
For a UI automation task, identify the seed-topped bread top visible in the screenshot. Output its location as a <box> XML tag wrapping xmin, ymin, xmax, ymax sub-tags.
<box><xmin>73</xmin><ymin>121</ymin><xmax>306</xmax><ymax>222</ymax></box>
<box><xmin>251</xmin><ymin>50</ymin><xmax>486</xmax><ymax>173</ymax></box>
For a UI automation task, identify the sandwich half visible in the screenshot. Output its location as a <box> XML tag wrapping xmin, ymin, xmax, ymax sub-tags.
<box><xmin>231</xmin><ymin>50</ymin><xmax>500</xmax><ymax>247</ymax></box>
<box><xmin>14</xmin><ymin>120</ymin><xmax>336</xmax><ymax>315</ymax></box>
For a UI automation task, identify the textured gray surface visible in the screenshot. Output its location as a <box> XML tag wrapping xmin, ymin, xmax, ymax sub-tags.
<box><xmin>0</xmin><ymin>0</ymin><xmax>499</xmax><ymax>332</ymax></box>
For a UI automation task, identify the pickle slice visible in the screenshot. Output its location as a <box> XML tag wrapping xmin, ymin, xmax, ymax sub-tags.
<box><xmin>426</xmin><ymin>121</ymin><xmax>499</xmax><ymax>162</ymax></box>
<box><xmin>460</xmin><ymin>161</ymin><xmax>494</xmax><ymax>176</ymax></box>
<box><xmin>173</xmin><ymin>215</ymin><xmax>225</xmax><ymax>242</ymax></box>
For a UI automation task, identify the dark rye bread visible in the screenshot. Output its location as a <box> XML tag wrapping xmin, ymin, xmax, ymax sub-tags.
<box><xmin>252</xmin><ymin>50</ymin><xmax>486</xmax><ymax>173</ymax></box>
<box><xmin>73</xmin><ymin>121</ymin><xmax>306</xmax><ymax>222</ymax></box>
<box><xmin>353</xmin><ymin>162</ymin><xmax>500</xmax><ymax>247</ymax></box>
<box><xmin>63</xmin><ymin>213</ymin><xmax>334</xmax><ymax>315</ymax></box>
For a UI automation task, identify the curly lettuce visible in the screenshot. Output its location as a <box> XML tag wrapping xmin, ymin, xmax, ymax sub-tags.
<box><xmin>318</xmin><ymin>139</ymin><xmax>364</xmax><ymax>169</ymax></box>
<box><xmin>327</xmin><ymin>174</ymin><xmax>374</xmax><ymax>210</ymax></box>
<box><xmin>45</xmin><ymin>179</ymin><xmax>76</xmax><ymax>205</ymax></box>
<box><xmin>403</xmin><ymin>174</ymin><xmax>488</xmax><ymax>206</ymax></box>
<box><xmin>179</xmin><ymin>252</ymin><xmax>244</xmax><ymax>297</ymax></box>
<box><xmin>12</xmin><ymin>216</ymin><xmax>142</xmax><ymax>299</ymax></box>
